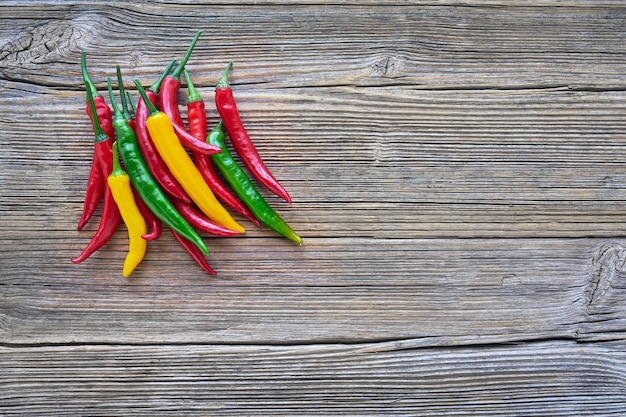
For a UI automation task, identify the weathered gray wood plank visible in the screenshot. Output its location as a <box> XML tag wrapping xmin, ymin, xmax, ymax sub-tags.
<box><xmin>2</xmin><ymin>341</ymin><xmax>625</xmax><ymax>416</ymax></box>
<box><xmin>2</xmin><ymin>237</ymin><xmax>625</xmax><ymax>345</ymax></box>
<box><xmin>2</xmin><ymin>84</ymin><xmax>626</xmax><ymax>239</ymax></box>
<box><xmin>1</xmin><ymin>3</ymin><xmax>626</xmax><ymax>90</ymax></box>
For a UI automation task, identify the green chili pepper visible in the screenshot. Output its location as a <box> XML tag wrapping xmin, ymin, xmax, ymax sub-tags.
<box><xmin>208</xmin><ymin>121</ymin><xmax>302</xmax><ymax>245</ymax></box>
<box><xmin>106</xmin><ymin>77</ymin><xmax>209</xmax><ymax>255</ymax></box>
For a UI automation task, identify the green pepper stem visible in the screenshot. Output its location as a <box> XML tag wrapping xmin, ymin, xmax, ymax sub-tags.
<box><xmin>110</xmin><ymin>141</ymin><xmax>125</xmax><ymax>177</ymax></box>
<box><xmin>183</xmin><ymin>69</ymin><xmax>202</xmax><ymax>103</ymax></box>
<box><xmin>216</xmin><ymin>61</ymin><xmax>233</xmax><ymax>89</ymax></box>
<box><xmin>81</xmin><ymin>51</ymin><xmax>99</xmax><ymax>98</ymax></box>
<box><xmin>133</xmin><ymin>79</ymin><xmax>159</xmax><ymax>115</ymax></box>
<box><xmin>116</xmin><ymin>65</ymin><xmax>132</xmax><ymax>121</ymax></box>
<box><xmin>85</xmin><ymin>78</ymin><xmax>109</xmax><ymax>143</ymax></box>
<box><xmin>214</xmin><ymin>120</ymin><xmax>225</xmax><ymax>135</ymax></box>
<box><xmin>150</xmin><ymin>59</ymin><xmax>177</xmax><ymax>93</ymax></box>
<box><xmin>207</xmin><ymin>120</ymin><xmax>224</xmax><ymax>145</ymax></box>
<box><xmin>170</xmin><ymin>30</ymin><xmax>202</xmax><ymax>80</ymax></box>
<box><xmin>107</xmin><ymin>77</ymin><xmax>122</xmax><ymax>118</ymax></box>
<box><xmin>126</xmin><ymin>91</ymin><xmax>136</xmax><ymax>116</ymax></box>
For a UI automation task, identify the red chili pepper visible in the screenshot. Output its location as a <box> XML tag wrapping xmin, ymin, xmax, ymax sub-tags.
<box><xmin>71</xmin><ymin>57</ymin><xmax>121</xmax><ymax>264</ymax></box>
<box><xmin>83</xmin><ymin>55</ymin><xmax>115</xmax><ymax>140</ymax></box>
<box><xmin>215</xmin><ymin>61</ymin><xmax>292</xmax><ymax>204</ymax></box>
<box><xmin>71</xmin><ymin>187</ymin><xmax>121</xmax><ymax>265</ymax></box>
<box><xmin>79</xmin><ymin>92</ymin><xmax>114</xmax><ymax>231</ymax></box>
<box><xmin>170</xmin><ymin>230</ymin><xmax>216</xmax><ymax>275</ymax></box>
<box><xmin>158</xmin><ymin>31</ymin><xmax>221</xmax><ymax>156</ymax></box>
<box><xmin>134</xmin><ymin>60</ymin><xmax>190</xmax><ymax>203</ymax></box>
<box><xmin>172</xmin><ymin>199</ymin><xmax>241</xmax><ymax>237</ymax></box>
<box><xmin>77</xmin><ymin>51</ymin><xmax>116</xmax><ymax>230</ymax></box>
<box><xmin>132</xmin><ymin>188</ymin><xmax>162</xmax><ymax>241</ymax></box>
<box><xmin>77</xmin><ymin>158</ymin><xmax>104</xmax><ymax>231</ymax></box>
<box><xmin>184</xmin><ymin>70</ymin><xmax>260</xmax><ymax>227</ymax></box>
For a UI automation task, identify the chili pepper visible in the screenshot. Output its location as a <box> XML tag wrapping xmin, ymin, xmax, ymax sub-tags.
<box><xmin>134</xmin><ymin>79</ymin><xmax>246</xmax><ymax>234</ymax></box>
<box><xmin>133</xmin><ymin>188</ymin><xmax>162</xmax><ymax>241</ymax></box>
<box><xmin>134</xmin><ymin>60</ymin><xmax>190</xmax><ymax>203</ymax></box>
<box><xmin>81</xmin><ymin>52</ymin><xmax>115</xmax><ymax>139</ymax></box>
<box><xmin>77</xmin><ymin>51</ymin><xmax>115</xmax><ymax>230</ymax></box>
<box><xmin>170</xmin><ymin>230</ymin><xmax>216</xmax><ymax>275</ymax></box>
<box><xmin>158</xmin><ymin>31</ymin><xmax>221</xmax><ymax>156</ymax></box>
<box><xmin>108</xmin><ymin>141</ymin><xmax>147</xmax><ymax>277</ymax></box>
<box><xmin>215</xmin><ymin>61</ymin><xmax>292</xmax><ymax>204</ymax></box>
<box><xmin>77</xmin><ymin>157</ymin><xmax>104</xmax><ymax>231</ymax></box>
<box><xmin>172</xmin><ymin>199</ymin><xmax>241</xmax><ymax>237</ymax></box>
<box><xmin>116</xmin><ymin>65</ymin><xmax>135</xmax><ymax>131</ymax></box>
<box><xmin>115</xmin><ymin>67</ymin><xmax>163</xmax><ymax>242</ymax></box>
<box><xmin>208</xmin><ymin>121</ymin><xmax>302</xmax><ymax>245</ymax></box>
<box><xmin>107</xmin><ymin>78</ymin><xmax>209</xmax><ymax>255</ymax></box>
<box><xmin>184</xmin><ymin>69</ymin><xmax>260</xmax><ymax>227</ymax></box>
<box><xmin>71</xmin><ymin>69</ymin><xmax>122</xmax><ymax>264</ymax></box>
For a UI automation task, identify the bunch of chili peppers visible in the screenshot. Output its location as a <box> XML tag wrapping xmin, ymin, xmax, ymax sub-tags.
<box><xmin>72</xmin><ymin>31</ymin><xmax>302</xmax><ymax>277</ymax></box>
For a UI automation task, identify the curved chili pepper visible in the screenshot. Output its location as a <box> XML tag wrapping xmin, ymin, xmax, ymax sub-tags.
<box><xmin>77</xmin><ymin>51</ymin><xmax>116</xmax><ymax>230</ymax></box>
<box><xmin>108</xmin><ymin>78</ymin><xmax>209</xmax><ymax>255</ymax></box>
<box><xmin>72</xmin><ymin>187</ymin><xmax>121</xmax><ymax>264</ymax></box>
<box><xmin>135</xmin><ymin>60</ymin><xmax>190</xmax><ymax>203</ymax></box>
<box><xmin>208</xmin><ymin>121</ymin><xmax>302</xmax><ymax>245</ymax></box>
<box><xmin>108</xmin><ymin>141</ymin><xmax>147</xmax><ymax>277</ymax></box>
<box><xmin>77</xmin><ymin>159</ymin><xmax>104</xmax><ymax>231</ymax></box>
<box><xmin>133</xmin><ymin>188</ymin><xmax>162</xmax><ymax>241</ymax></box>
<box><xmin>71</xmin><ymin>70</ymin><xmax>122</xmax><ymax>264</ymax></box>
<box><xmin>172</xmin><ymin>199</ymin><xmax>240</xmax><ymax>237</ymax></box>
<box><xmin>134</xmin><ymin>79</ymin><xmax>245</xmax><ymax>234</ymax></box>
<box><xmin>215</xmin><ymin>61</ymin><xmax>292</xmax><ymax>204</ymax></box>
<box><xmin>184</xmin><ymin>69</ymin><xmax>260</xmax><ymax>227</ymax></box>
<box><xmin>82</xmin><ymin>52</ymin><xmax>115</xmax><ymax>140</ymax></box>
<box><xmin>170</xmin><ymin>230</ymin><xmax>216</xmax><ymax>275</ymax></box>
<box><xmin>158</xmin><ymin>31</ymin><xmax>221</xmax><ymax>156</ymax></box>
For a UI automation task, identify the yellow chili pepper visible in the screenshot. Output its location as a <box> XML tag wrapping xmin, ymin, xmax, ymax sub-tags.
<box><xmin>108</xmin><ymin>141</ymin><xmax>148</xmax><ymax>277</ymax></box>
<box><xmin>134</xmin><ymin>79</ymin><xmax>245</xmax><ymax>234</ymax></box>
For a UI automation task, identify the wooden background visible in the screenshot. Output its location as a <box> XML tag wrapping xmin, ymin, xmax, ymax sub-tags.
<box><xmin>1</xmin><ymin>1</ymin><xmax>626</xmax><ymax>415</ymax></box>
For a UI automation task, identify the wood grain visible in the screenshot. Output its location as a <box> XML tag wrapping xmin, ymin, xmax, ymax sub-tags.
<box><xmin>1</xmin><ymin>1</ymin><xmax>626</xmax><ymax>415</ymax></box>
<box><xmin>2</xmin><ymin>341</ymin><xmax>626</xmax><ymax>416</ymax></box>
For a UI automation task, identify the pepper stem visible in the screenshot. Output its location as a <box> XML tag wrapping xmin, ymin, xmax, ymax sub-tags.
<box><xmin>81</xmin><ymin>51</ymin><xmax>99</xmax><ymax>98</ymax></box>
<box><xmin>85</xmin><ymin>78</ymin><xmax>109</xmax><ymax>143</ymax></box>
<box><xmin>150</xmin><ymin>59</ymin><xmax>177</xmax><ymax>93</ymax></box>
<box><xmin>116</xmin><ymin>65</ymin><xmax>132</xmax><ymax>121</ymax></box>
<box><xmin>170</xmin><ymin>30</ymin><xmax>202</xmax><ymax>80</ymax></box>
<box><xmin>126</xmin><ymin>91</ymin><xmax>136</xmax><ymax>116</ymax></box>
<box><xmin>214</xmin><ymin>120</ymin><xmax>225</xmax><ymax>135</ymax></box>
<box><xmin>216</xmin><ymin>61</ymin><xmax>233</xmax><ymax>89</ymax></box>
<box><xmin>110</xmin><ymin>141</ymin><xmax>125</xmax><ymax>177</ymax></box>
<box><xmin>183</xmin><ymin>69</ymin><xmax>202</xmax><ymax>103</ymax></box>
<box><xmin>133</xmin><ymin>79</ymin><xmax>159</xmax><ymax>116</ymax></box>
<box><xmin>107</xmin><ymin>77</ymin><xmax>122</xmax><ymax>118</ymax></box>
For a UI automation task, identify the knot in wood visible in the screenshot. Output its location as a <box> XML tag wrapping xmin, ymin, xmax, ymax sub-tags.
<box><xmin>586</xmin><ymin>242</ymin><xmax>626</xmax><ymax>312</ymax></box>
<box><xmin>0</xmin><ymin>21</ymin><xmax>82</xmax><ymax>69</ymax></box>
<box><xmin>371</xmin><ymin>56</ymin><xmax>398</xmax><ymax>77</ymax></box>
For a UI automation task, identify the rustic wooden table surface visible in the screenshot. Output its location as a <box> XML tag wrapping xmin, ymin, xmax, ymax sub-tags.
<box><xmin>2</xmin><ymin>1</ymin><xmax>626</xmax><ymax>415</ymax></box>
